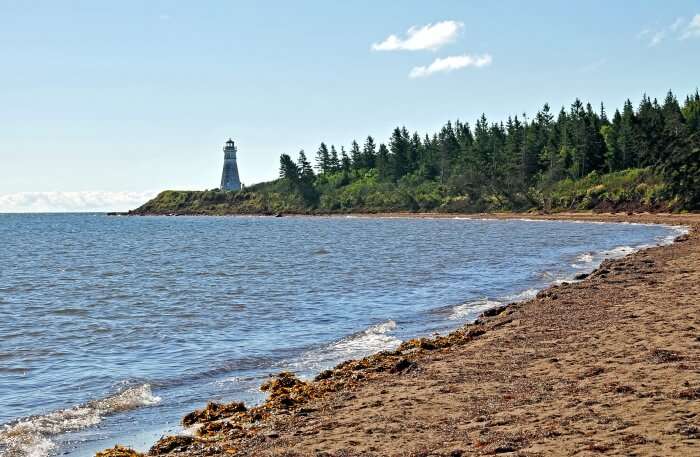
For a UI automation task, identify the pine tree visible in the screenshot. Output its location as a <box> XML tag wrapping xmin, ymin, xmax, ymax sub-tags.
<box><xmin>376</xmin><ymin>143</ymin><xmax>390</xmax><ymax>180</ymax></box>
<box><xmin>279</xmin><ymin>154</ymin><xmax>299</xmax><ymax>181</ymax></box>
<box><xmin>389</xmin><ymin>127</ymin><xmax>410</xmax><ymax>180</ymax></box>
<box><xmin>297</xmin><ymin>150</ymin><xmax>314</xmax><ymax>181</ymax></box>
<box><xmin>363</xmin><ymin>136</ymin><xmax>377</xmax><ymax>169</ymax></box>
<box><xmin>350</xmin><ymin>140</ymin><xmax>363</xmax><ymax>170</ymax></box>
<box><xmin>618</xmin><ymin>99</ymin><xmax>638</xmax><ymax>169</ymax></box>
<box><xmin>315</xmin><ymin>143</ymin><xmax>331</xmax><ymax>174</ymax></box>
<box><xmin>340</xmin><ymin>146</ymin><xmax>352</xmax><ymax>173</ymax></box>
<box><xmin>661</xmin><ymin>90</ymin><xmax>686</xmax><ymax>159</ymax></box>
<box><xmin>682</xmin><ymin>90</ymin><xmax>700</xmax><ymax>133</ymax></box>
<box><xmin>329</xmin><ymin>145</ymin><xmax>341</xmax><ymax>173</ymax></box>
<box><xmin>602</xmin><ymin>110</ymin><xmax>623</xmax><ymax>172</ymax></box>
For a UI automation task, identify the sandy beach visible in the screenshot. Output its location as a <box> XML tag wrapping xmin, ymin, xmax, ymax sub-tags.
<box><xmin>101</xmin><ymin>212</ymin><xmax>700</xmax><ymax>457</ymax></box>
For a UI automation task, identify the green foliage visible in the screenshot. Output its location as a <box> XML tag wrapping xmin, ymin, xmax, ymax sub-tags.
<box><xmin>134</xmin><ymin>91</ymin><xmax>700</xmax><ymax>215</ymax></box>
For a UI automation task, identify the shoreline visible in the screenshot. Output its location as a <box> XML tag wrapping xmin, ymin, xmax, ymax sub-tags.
<box><xmin>100</xmin><ymin>212</ymin><xmax>700</xmax><ymax>457</ymax></box>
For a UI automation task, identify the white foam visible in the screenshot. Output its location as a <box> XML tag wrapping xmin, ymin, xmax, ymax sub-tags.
<box><xmin>449</xmin><ymin>299</ymin><xmax>502</xmax><ymax>320</ymax></box>
<box><xmin>601</xmin><ymin>245</ymin><xmax>636</xmax><ymax>258</ymax></box>
<box><xmin>0</xmin><ymin>384</ymin><xmax>160</xmax><ymax>457</ymax></box>
<box><xmin>503</xmin><ymin>288</ymin><xmax>539</xmax><ymax>302</ymax></box>
<box><xmin>289</xmin><ymin>320</ymin><xmax>401</xmax><ymax>373</ymax></box>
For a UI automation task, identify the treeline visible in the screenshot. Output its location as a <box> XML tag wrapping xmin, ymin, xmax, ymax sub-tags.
<box><xmin>277</xmin><ymin>90</ymin><xmax>700</xmax><ymax>211</ymax></box>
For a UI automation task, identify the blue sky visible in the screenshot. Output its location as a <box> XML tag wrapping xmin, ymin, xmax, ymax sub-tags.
<box><xmin>1</xmin><ymin>1</ymin><xmax>699</xmax><ymax>211</ymax></box>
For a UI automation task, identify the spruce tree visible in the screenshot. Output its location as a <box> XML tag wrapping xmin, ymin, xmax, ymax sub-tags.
<box><xmin>340</xmin><ymin>146</ymin><xmax>352</xmax><ymax>173</ymax></box>
<box><xmin>329</xmin><ymin>145</ymin><xmax>341</xmax><ymax>173</ymax></box>
<box><xmin>279</xmin><ymin>154</ymin><xmax>299</xmax><ymax>181</ymax></box>
<box><xmin>363</xmin><ymin>136</ymin><xmax>377</xmax><ymax>169</ymax></box>
<box><xmin>376</xmin><ymin>143</ymin><xmax>390</xmax><ymax>180</ymax></box>
<box><xmin>297</xmin><ymin>150</ymin><xmax>314</xmax><ymax>181</ymax></box>
<box><xmin>315</xmin><ymin>143</ymin><xmax>331</xmax><ymax>174</ymax></box>
<box><xmin>350</xmin><ymin>140</ymin><xmax>363</xmax><ymax>170</ymax></box>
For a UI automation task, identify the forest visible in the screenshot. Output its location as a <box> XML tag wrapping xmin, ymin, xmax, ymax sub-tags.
<box><xmin>133</xmin><ymin>90</ymin><xmax>700</xmax><ymax>215</ymax></box>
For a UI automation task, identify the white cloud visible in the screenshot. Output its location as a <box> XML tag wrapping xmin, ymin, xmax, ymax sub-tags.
<box><xmin>681</xmin><ymin>14</ymin><xmax>700</xmax><ymax>39</ymax></box>
<box><xmin>670</xmin><ymin>17</ymin><xmax>685</xmax><ymax>31</ymax></box>
<box><xmin>0</xmin><ymin>191</ymin><xmax>158</xmax><ymax>213</ymax></box>
<box><xmin>409</xmin><ymin>54</ymin><xmax>492</xmax><ymax>78</ymax></box>
<box><xmin>636</xmin><ymin>29</ymin><xmax>651</xmax><ymax>39</ymax></box>
<box><xmin>649</xmin><ymin>30</ymin><xmax>666</xmax><ymax>46</ymax></box>
<box><xmin>372</xmin><ymin>20</ymin><xmax>463</xmax><ymax>51</ymax></box>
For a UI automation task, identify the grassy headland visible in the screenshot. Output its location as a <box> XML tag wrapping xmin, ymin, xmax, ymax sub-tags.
<box><xmin>131</xmin><ymin>167</ymin><xmax>674</xmax><ymax>216</ymax></box>
<box><xmin>130</xmin><ymin>91</ymin><xmax>699</xmax><ymax>216</ymax></box>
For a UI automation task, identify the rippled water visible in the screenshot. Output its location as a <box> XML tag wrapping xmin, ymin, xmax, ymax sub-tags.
<box><xmin>0</xmin><ymin>214</ymin><xmax>683</xmax><ymax>457</ymax></box>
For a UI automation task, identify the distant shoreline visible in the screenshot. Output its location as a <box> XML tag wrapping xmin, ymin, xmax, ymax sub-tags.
<box><xmin>111</xmin><ymin>209</ymin><xmax>697</xmax><ymax>226</ymax></box>
<box><xmin>98</xmin><ymin>212</ymin><xmax>700</xmax><ymax>457</ymax></box>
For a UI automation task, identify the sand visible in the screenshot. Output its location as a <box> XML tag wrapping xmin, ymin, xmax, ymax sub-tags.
<box><xmin>102</xmin><ymin>212</ymin><xmax>700</xmax><ymax>457</ymax></box>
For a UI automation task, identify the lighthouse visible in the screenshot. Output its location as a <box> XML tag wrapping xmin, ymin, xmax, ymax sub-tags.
<box><xmin>220</xmin><ymin>138</ymin><xmax>242</xmax><ymax>191</ymax></box>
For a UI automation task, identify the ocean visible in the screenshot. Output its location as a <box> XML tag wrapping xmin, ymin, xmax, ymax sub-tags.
<box><xmin>0</xmin><ymin>214</ymin><xmax>684</xmax><ymax>457</ymax></box>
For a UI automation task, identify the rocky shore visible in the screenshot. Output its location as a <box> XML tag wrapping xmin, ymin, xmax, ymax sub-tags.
<box><xmin>99</xmin><ymin>213</ymin><xmax>700</xmax><ymax>457</ymax></box>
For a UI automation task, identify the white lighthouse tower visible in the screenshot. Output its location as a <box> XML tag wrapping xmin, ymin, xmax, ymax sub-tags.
<box><xmin>220</xmin><ymin>138</ymin><xmax>241</xmax><ymax>191</ymax></box>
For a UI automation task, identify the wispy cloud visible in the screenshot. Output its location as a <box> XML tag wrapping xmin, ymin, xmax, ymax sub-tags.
<box><xmin>409</xmin><ymin>54</ymin><xmax>492</xmax><ymax>78</ymax></box>
<box><xmin>681</xmin><ymin>14</ymin><xmax>700</xmax><ymax>39</ymax></box>
<box><xmin>670</xmin><ymin>17</ymin><xmax>685</xmax><ymax>32</ymax></box>
<box><xmin>636</xmin><ymin>29</ymin><xmax>651</xmax><ymax>40</ymax></box>
<box><xmin>0</xmin><ymin>191</ymin><xmax>158</xmax><ymax>213</ymax></box>
<box><xmin>372</xmin><ymin>20</ymin><xmax>463</xmax><ymax>51</ymax></box>
<box><xmin>649</xmin><ymin>30</ymin><xmax>666</xmax><ymax>47</ymax></box>
<box><xmin>639</xmin><ymin>14</ymin><xmax>700</xmax><ymax>45</ymax></box>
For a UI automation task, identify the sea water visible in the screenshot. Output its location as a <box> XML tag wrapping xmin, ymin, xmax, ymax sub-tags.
<box><xmin>0</xmin><ymin>214</ymin><xmax>684</xmax><ymax>457</ymax></box>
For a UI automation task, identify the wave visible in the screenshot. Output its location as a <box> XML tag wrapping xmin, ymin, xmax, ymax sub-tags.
<box><xmin>0</xmin><ymin>384</ymin><xmax>160</xmax><ymax>457</ymax></box>
<box><xmin>448</xmin><ymin>299</ymin><xmax>502</xmax><ymax>320</ymax></box>
<box><xmin>503</xmin><ymin>288</ymin><xmax>539</xmax><ymax>302</ymax></box>
<box><xmin>288</xmin><ymin>320</ymin><xmax>401</xmax><ymax>374</ymax></box>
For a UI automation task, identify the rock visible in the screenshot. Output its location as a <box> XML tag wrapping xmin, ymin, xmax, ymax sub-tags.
<box><xmin>149</xmin><ymin>436</ymin><xmax>194</xmax><ymax>455</ymax></box>
<box><xmin>574</xmin><ymin>272</ymin><xmax>589</xmax><ymax>280</ymax></box>
<box><xmin>481</xmin><ymin>305</ymin><xmax>508</xmax><ymax>318</ymax></box>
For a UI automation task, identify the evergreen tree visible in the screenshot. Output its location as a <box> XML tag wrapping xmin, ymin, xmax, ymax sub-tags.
<box><xmin>618</xmin><ymin>99</ymin><xmax>638</xmax><ymax>169</ymax></box>
<box><xmin>350</xmin><ymin>140</ymin><xmax>363</xmax><ymax>170</ymax></box>
<box><xmin>297</xmin><ymin>150</ymin><xmax>314</xmax><ymax>181</ymax></box>
<box><xmin>329</xmin><ymin>145</ymin><xmax>341</xmax><ymax>172</ymax></box>
<box><xmin>279</xmin><ymin>154</ymin><xmax>299</xmax><ymax>181</ymax></box>
<box><xmin>662</xmin><ymin>131</ymin><xmax>700</xmax><ymax>208</ymax></box>
<box><xmin>376</xmin><ymin>143</ymin><xmax>390</xmax><ymax>180</ymax></box>
<box><xmin>315</xmin><ymin>143</ymin><xmax>331</xmax><ymax>173</ymax></box>
<box><xmin>340</xmin><ymin>146</ymin><xmax>352</xmax><ymax>173</ymax></box>
<box><xmin>661</xmin><ymin>90</ymin><xmax>686</xmax><ymax>158</ymax></box>
<box><xmin>682</xmin><ymin>90</ymin><xmax>700</xmax><ymax>133</ymax></box>
<box><xmin>363</xmin><ymin>136</ymin><xmax>377</xmax><ymax>169</ymax></box>
<box><xmin>389</xmin><ymin>127</ymin><xmax>410</xmax><ymax>180</ymax></box>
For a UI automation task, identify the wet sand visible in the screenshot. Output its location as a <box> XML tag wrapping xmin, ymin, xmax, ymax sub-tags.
<box><xmin>102</xmin><ymin>212</ymin><xmax>700</xmax><ymax>457</ymax></box>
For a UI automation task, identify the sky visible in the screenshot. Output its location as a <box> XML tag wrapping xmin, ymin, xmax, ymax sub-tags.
<box><xmin>1</xmin><ymin>1</ymin><xmax>699</xmax><ymax>212</ymax></box>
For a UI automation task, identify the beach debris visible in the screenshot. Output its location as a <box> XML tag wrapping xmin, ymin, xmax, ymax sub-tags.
<box><xmin>95</xmin><ymin>445</ymin><xmax>144</xmax><ymax>457</ymax></box>
<box><xmin>182</xmin><ymin>402</ymin><xmax>247</xmax><ymax>426</ymax></box>
<box><xmin>649</xmin><ymin>348</ymin><xmax>683</xmax><ymax>363</ymax></box>
<box><xmin>149</xmin><ymin>436</ymin><xmax>194</xmax><ymax>455</ymax></box>
<box><xmin>389</xmin><ymin>358</ymin><xmax>417</xmax><ymax>373</ymax></box>
<box><xmin>676</xmin><ymin>386</ymin><xmax>700</xmax><ymax>400</ymax></box>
